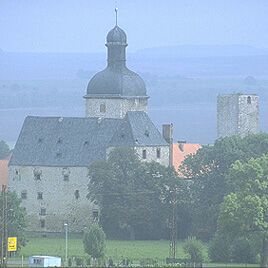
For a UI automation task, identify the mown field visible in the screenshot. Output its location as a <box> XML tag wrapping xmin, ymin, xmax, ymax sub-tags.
<box><xmin>11</xmin><ymin>237</ymin><xmax>258</xmax><ymax>267</ymax></box>
<box><xmin>19</xmin><ymin>237</ymin><xmax>186</xmax><ymax>261</ymax></box>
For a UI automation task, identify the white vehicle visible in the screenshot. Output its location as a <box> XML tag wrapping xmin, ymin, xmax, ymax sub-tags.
<box><xmin>29</xmin><ymin>256</ymin><xmax>61</xmax><ymax>267</ymax></box>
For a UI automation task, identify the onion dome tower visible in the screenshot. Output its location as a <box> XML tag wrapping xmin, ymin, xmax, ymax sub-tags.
<box><xmin>84</xmin><ymin>9</ymin><xmax>148</xmax><ymax>119</ymax></box>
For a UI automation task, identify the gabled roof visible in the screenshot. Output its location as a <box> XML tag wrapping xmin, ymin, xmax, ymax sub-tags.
<box><xmin>9</xmin><ymin>112</ymin><xmax>167</xmax><ymax>167</ymax></box>
<box><xmin>109</xmin><ymin>112</ymin><xmax>167</xmax><ymax>147</ymax></box>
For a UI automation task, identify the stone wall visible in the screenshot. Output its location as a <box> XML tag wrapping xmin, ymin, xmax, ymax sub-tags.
<box><xmin>107</xmin><ymin>146</ymin><xmax>170</xmax><ymax>167</ymax></box>
<box><xmin>217</xmin><ymin>94</ymin><xmax>259</xmax><ymax>138</ymax></box>
<box><xmin>8</xmin><ymin>166</ymin><xmax>97</xmax><ymax>233</ymax></box>
<box><xmin>136</xmin><ymin>146</ymin><xmax>170</xmax><ymax>167</ymax></box>
<box><xmin>237</xmin><ymin>95</ymin><xmax>259</xmax><ymax>136</ymax></box>
<box><xmin>85</xmin><ymin>97</ymin><xmax>147</xmax><ymax>118</ymax></box>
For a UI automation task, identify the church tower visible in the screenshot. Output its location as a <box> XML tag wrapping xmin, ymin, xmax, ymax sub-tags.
<box><xmin>84</xmin><ymin>21</ymin><xmax>148</xmax><ymax>118</ymax></box>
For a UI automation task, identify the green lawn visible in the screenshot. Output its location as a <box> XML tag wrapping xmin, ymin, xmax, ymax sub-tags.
<box><xmin>19</xmin><ymin>237</ymin><xmax>186</xmax><ymax>261</ymax></box>
<box><xmin>16</xmin><ymin>237</ymin><xmax>257</xmax><ymax>267</ymax></box>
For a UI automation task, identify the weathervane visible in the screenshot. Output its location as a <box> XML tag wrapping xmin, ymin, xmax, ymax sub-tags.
<box><xmin>115</xmin><ymin>1</ymin><xmax>118</xmax><ymax>26</ymax></box>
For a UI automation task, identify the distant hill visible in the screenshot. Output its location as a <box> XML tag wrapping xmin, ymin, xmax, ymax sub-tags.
<box><xmin>136</xmin><ymin>45</ymin><xmax>268</xmax><ymax>58</ymax></box>
<box><xmin>0</xmin><ymin>47</ymin><xmax>268</xmax><ymax>80</ymax></box>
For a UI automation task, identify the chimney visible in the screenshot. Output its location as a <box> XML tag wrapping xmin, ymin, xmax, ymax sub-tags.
<box><xmin>162</xmin><ymin>124</ymin><xmax>173</xmax><ymax>144</ymax></box>
<box><xmin>178</xmin><ymin>140</ymin><xmax>187</xmax><ymax>152</ymax></box>
<box><xmin>162</xmin><ymin>124</ymin><xmax>173</xmax><ymax>167</ymax></box>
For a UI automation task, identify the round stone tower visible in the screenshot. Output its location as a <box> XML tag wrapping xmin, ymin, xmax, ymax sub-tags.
<box><xmin>84</xmin><ymin>25</ymin><xmax>148</xmax><ymax>118</ymax></box>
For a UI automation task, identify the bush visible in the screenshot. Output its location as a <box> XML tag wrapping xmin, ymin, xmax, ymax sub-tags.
<box><xmin>209</xmin><ymin>234</ymin><xmax>257</xmax><ymax>264</ymax></box>
<box><xmin>209</xmin><ymin>234</ymin><xmax>231</xmax><ymax>262</ymax></box>
<box><xmin>230</xmin><ymin>237</ymin><xmax>256</xmax><ymax>264</ymax></box>
<box><xmin>183</xmin><ymin>237</ymin><xmax>205</xmax><ymax>263</ymax></box>
<box><xmin>83</xmin><ymin>223</ymin><xmax>106</xmax><ymax>259</ymax></box>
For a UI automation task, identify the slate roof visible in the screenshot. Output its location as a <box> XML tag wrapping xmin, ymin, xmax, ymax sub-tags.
<box><xmin>86</xmin><ymin>25</ymin><xmax>147</xmax><ymax>98</ymax></box>
<box><xmin>9</xmin><ymin>112</ymin><xmax>168</xmax><ymax>167</ymax></box>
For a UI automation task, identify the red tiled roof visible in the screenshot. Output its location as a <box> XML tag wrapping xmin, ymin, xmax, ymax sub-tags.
<box><xmin>172</xmin><ymin>143</ymin><xmax>201</xmax><ymax>175</ymax></box>
<box><xmin>0</xmin><ymin>159</ymin><xmax>8</xmax><ymax>186</ymax></box>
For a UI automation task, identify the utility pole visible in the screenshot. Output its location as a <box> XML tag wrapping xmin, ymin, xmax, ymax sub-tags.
<box><xmin>169</xmin><ymin>187</ymin><xmax>177</xmax><ymax>261</ymax></box>
<box><xmin>64</xmin><ymin>223</ymin><xmax>68</xmax><ymax>267</ymax></box>
<box><xmin>1</xmin><ymin>185</ymin><xmax>7</xmax><ymax>268</ymax></box>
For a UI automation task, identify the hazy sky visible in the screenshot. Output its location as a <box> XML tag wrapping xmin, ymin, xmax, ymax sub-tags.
<box><xmin>1</xmin><ymin>0</ymin><xmax>268</xmax><ymax>53</ymax></box>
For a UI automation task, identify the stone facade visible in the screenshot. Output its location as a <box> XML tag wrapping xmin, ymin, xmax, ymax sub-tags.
<box><xmin>85</xmin><ymin>97</ymin><xmax>147</xmax><ymax>119</ymax></box>
<box><xmin>136</xmin><ymin>146</ymin><xmax>170</xmax><ymax>167</ymax></box>
<box><xmin>8</xmin><ymin>165</ymin><xmax>97</xmax><ymax>233</ymax></box>
<box><xmin>217</xmin><ymin>94</ymin><xmax>259</xmax><ymax>138</ymax></box>
<box><xmin>107</xmin><ymin>146</ymin><xmax>170</xmax><ymax>167</ymax></box>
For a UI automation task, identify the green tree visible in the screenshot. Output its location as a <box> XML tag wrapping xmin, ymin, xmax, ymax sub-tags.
<box><xmin>217</xmin><ymin>154</ymin><xmax>268</xmax><ymax>267</ymax></box>
<box><xmin>0</xmin><ymin>191</ymin><xmax>27</xmax><ymax>252</ymax></box>
<box><xmin>0</xmin><ymin>140</ymin><xmax>10</xmax><ymax>159</ymax></box>
<box><xmin>88</xmin><ymin>147</ymin><xmax>182</xmax><ymax>239</ymax></box>
<box><xmin>181</xmin><ymin>133</ymin><xmax>268</xmax><ymax>240</ymax></box>
<box><xmin>83</xmin><ymin>224</ymin><xmax>106</xmax><ymax>259</ymax></box>
<box><xmin>183</xmin><ymin>237</ymin><xmax>206</xmax><ymax>263</ymax></box>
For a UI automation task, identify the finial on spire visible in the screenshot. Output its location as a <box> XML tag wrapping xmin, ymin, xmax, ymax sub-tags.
<box><xmin>115</xmin><ymin>2</ymin><xmax>118</xmax><ymax>26</ymax></box>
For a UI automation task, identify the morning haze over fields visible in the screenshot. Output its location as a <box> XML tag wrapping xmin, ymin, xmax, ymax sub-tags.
<box><xmin>2</xmin><ymin>1</ymin><xmax>268</xmax><ymax>267</ymax></box>
<box><xmin>0</xmin><ymin>0</ymin><xmax>268</xmax><ymax>145</ymax></box>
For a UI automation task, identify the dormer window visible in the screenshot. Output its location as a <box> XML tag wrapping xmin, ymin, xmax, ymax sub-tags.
<box><xmin>56</xmin><ymin>152</ymin><xmax>62</xmax><ymax>158</ymax></box>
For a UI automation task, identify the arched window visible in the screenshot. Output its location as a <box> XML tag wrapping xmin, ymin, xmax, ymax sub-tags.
<box><xmin>247</xmin><ymin>96</ymin><xmax>252</xmax><ymax>104</ymax></box>
<box><xmin>100</xmin><ymin>103</ymin><xmax>106</xmax><ymax>113</ymax></box>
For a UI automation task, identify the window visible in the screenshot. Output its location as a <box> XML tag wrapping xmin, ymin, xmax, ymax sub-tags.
<box><xmin>40</xmin><ymin>208</ymin><xmax>46</xmax><ymax>216</ymax></box>
<box><xmin>74</xmin><ymin>190</ymin><xmax>80</xmax><ymax>200</ymax></box>
<box><xmin>156</xmin><ymin>148</ymin><xmax>161</xmax><ymax>159</ymax></box>
<box><xmin>100</xmin><ymin>103</ymin><xmax>106</xmax><ymax>113</ymax></box>
<box><xmin>247</xmin><ymin>96</ymin><xmax>252</xmax><ymax>104</ymax></box>
<box><xmin>56</xmin><ymin>152</ymin><xmax>62</xmax><ymax>158</ymax></box>
<box><xmin>142</xmin><ymin>149</ymin><xmax>147</xmax><ymax>159</ymax></box>
<box><xmin>40</xmin><ymin>219</ymin><xmax>45</xmax><ymax>228</ymax></box>
<box><xmin>63</xmin><ymin>175</ymin><xmax>69</xmax><ymax>181</ymax></box>
<box><xmin>37</xmin><ymin>192</ymin><xmax>43</xmax><ymax>200</ymax></box>
<box><xmin>57</xmin><ymin>137</ymin><xmax>63</xmax><ymax>144</ymax></box>
<box><xmin>92</xmin><ymin>210</ymin><xmax>99</xmax><ymax>222</ymax></box>
<box><xmin>15</xmin><ymin>170</ymin><xmax>19</xmax><ymax>175</ymax></box>
<box><xmin>34</xmin><ymin>174</ymin><xmax>41</xmax><ymax>180</ymax></box>
<box><xmin>21</xmin><ymin>191</ymin><xmax>27</xmax><ymax>200</ymax></box>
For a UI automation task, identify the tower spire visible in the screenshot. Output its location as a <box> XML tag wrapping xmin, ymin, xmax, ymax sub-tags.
<box><xmin>115</xmin><ymin>3</ymin><xmax>118</xmax><ymax>26</ymax></box>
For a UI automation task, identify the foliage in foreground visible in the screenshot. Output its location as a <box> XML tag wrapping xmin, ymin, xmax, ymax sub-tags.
<box><xmin>0</xmin><ymin>140</ymin><xmax>10</xmax><ymax>159</ymax></box>
<box><xmin>0</xmin><ymin>191</ymin><xmax>27</xmax><ymax>251</ymax></box>
<box><xmin>214</xmin><ymin>154</ymin><xmax>268</xmax><ymax>267</ymax></box>
<box><xmin>181</xmin><ymin>133</ymin><xmax>268</xmax><ymax>240</ymax></box>
<box><xmin>83</xmin><ymin>224</ymin><xmax>106</xmax><ymax>259</ymax></box>
<box><xmin>183</xmin><ymin>237</ymin><xmax>206</xmax><ymax>263</ymax></box>
<box><xmin>88</xmin><ymin>148</ymin><xmax>185</xmax><ymax>240</ymax></box>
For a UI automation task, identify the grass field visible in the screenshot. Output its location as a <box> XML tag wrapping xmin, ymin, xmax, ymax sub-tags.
<box><xmin>19</xmin><ymin>237</ymin><xmax>187</xmax><ymax>261</ymax></box>
<box><xmin>11</xmin><ymin>236</ymin><xmax>259</xmax><ymax>267</ymax></box>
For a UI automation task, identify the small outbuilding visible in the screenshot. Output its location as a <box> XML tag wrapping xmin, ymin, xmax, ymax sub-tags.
<box><xmin>29</xmin><ymin>256</ymin><xmax>61</xmax><ymax>267</ymax></box>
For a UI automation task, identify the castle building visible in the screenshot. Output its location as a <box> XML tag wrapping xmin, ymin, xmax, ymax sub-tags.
<box><xmin>8</xmin><ymin>24</ymin><xmax>170</xmax><ymax>233</ymax></box>
<box><xmin>217</xmin><ymin>93</ymin><xmax>259</xmax><ymax>138</ymax></box>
